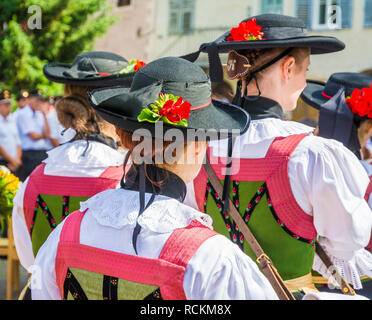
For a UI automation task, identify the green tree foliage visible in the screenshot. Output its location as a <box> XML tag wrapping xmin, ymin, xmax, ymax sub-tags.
<box><xmin>0</xmin><ymin>0</ymin><xmax>118</xmax><ymax>96</ymax></box>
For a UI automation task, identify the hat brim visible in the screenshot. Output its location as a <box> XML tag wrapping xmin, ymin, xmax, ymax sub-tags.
<box><xmin>202</xmin><ymin>35</ymin><xmax>345</xmax><ymax>54</ymax></box>
<box><xmin>88</xmin><ymin>86</ymin><xmax>250</xmax><ymax>141</ymax></box>
<box><xmin>301</xmin><ymin>79</ymin><xmax>369</xmax><ymax>122</ymax></box>
<box><xmin>43</xmin><ymin>63</ymin><xmax>135</xmax><ymax>87</ymax></box>
<box><xmin>300</xmin><ymin>80</ymin><xmax>328</xmax><ymax>110</ymax></box>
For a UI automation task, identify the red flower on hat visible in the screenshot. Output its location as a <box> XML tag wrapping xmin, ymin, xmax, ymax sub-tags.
<box><xmin>158</xmin><ymin>94</ymin><xmax>191</xmax><ymax>123</ymax></box>
<box><xmin>227</xmin><ymin>18</ymin><xmax>265</xmax><ymax>42</ymax></box>
<box><xmin>137</xmin><ymin>93</ymin><xmax>191</xmax><ymax>127</ymax></box>
<box><xmin>134</xmin><ymin>60</ymin><xmax>146</xmax><ymax>72</ymax></box>
<box><xmin>346</xmin><ymin>84</ymin><xmax>372</xmax><ymax>118</ymax></box>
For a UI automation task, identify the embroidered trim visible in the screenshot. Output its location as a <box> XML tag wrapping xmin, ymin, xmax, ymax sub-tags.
<box><xmin>32</xmin><ymin>195</ymin><xmax>57</xmax><ymax>233</ymax></box>
<box><xmin>232</xmin><ymin>181</ymin><xmax>244</xmax><ymax>248</ymax></box>
<box><xmin>103</xmin><ymin>275</ymin><xmax>118</xmax><ymax>300</ymax></box>
<box><xmin>242</xmin><ymin>183</ymin><xmax>267</xmax><ymax>223</ymax></box>
<box><xmin>204</xmin><ymin>181</ymin><xmax>316</xmax><ymax>249</ymax></box>
<box><xmin>266</xmin><ymin>187</ymin><xmax>316</xmax><ymax>246</ymax></box>
<box><xmin>205</xmin><ymin>179</ymin><xmax>238</xmax><ymax>247</ymax></box>
<box><xmin>62</xmin><ymin>196</ymin><xmax>70</xmax><ymax>220</ymax></box>
<box><xmin>63</xmin><ymin>268</ymin><xmax>88</xmax><ymax>300</ymax></box>
<box><xmin>144</xmin><ymin>288</ymin><xmax>163</xmax><ymax>300</ymax></box>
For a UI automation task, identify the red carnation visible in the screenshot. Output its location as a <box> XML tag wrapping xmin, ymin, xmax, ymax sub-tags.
<box><xmin>158</xmin><ymin>96</ymin><xmax>191</xmax><ymax>123</ymax></box>
<box><xmin>134</xmin><ymin>60</ymin><xmax>146</xmax><ymax>72</ymax></box>
<box><xmin>227</xmin><ymin>18</ymin><xmax>264</xmax><ymax>42</ymax></box>
<box><xmin>346</xmin><ymin>84</ymin><xmax>372</xmax><ymax>118</ymax></box>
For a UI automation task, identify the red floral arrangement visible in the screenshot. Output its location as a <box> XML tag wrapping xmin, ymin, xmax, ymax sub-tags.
<box><xmin>227</xmin><ymin>18</ymin><xmax>265</xmax><ymax>42</ymax></box>
<box><xmin>345</xmin><ymin>84</ymin><xmax>372</xmax><ymax>118</ymax></box>
<box><xmin>134</xmin><ymin>60</ymin><xmax>146</xmax><ymax>72</ymax></box>
<box><xmin>158</xmin><ymin>95</ymin><xmax>191</xmax><ymax>124</ymax></box>
<box><xmin>138</xmin><ymin>93</ymin><xmax>191</xmax><ymax>127</ymax></box>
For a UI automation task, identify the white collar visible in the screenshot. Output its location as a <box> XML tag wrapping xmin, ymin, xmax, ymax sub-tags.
<box><xmin>209</xmin><ymin>118</ymin><xmax>315</xmax><ymax>158</ymax></box>
<box><xmin>236</xmin><ymin>118</ymin><xmax>314</xmax><ymax>145</ymax></box>
<box><xmin>42</xmin><ymin>140</ymin><xmax>126</xmax><ymax>176</ymax></box>
<box><xmin>80</xmin><ymin>188</ymin><xmax>213</xmax><ymax>233</ymax></box>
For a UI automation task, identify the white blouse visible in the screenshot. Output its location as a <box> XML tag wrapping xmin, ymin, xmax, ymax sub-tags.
<box><xmin>12</xmin><ymin>140</ymin><xmax>126</xmax><ymax>271</ymax></box>
<box><xmin>186</xmin><ymin>118</ymin><xmax>372</xmax><ymax>290</ymax></box>
<box><xmin>31</xmin><ymin>188</ymin><xmax>279</xmax><ymax>300</ymax></box>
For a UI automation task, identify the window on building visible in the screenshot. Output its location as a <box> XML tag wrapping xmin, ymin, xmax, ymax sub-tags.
<box><xmin>313</xmin><ymin>0</ymin><xmax>341</xmax><ymax>29</ymax></box>
<box><xmin>365</xmin><ymin>0</ymin><xmax>372</xmax><ymax>27</ymax></box>
<box><xmin>168</xmin><ymin>0</ymin><xmax>195</xmax><ymax>35</ymax></box>
<box><xmin>261</xmin><ymin>0</ymin><xmax>284</xmax><ymax>14</ymax></box>
<box><xmin>295</xmin><ymin>0</ymin><xmax>352</xmax><ymax>30</ymax></box>
<box><xmin>118</xmin><ymin>0</ymin><xmax>131</xmax><ymax>7</ymax></box>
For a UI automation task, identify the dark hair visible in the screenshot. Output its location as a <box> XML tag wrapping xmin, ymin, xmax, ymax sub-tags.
<box><xmin>238</xmin><ymin>47</ymin><xmax>310</xmax><ymax>80</ymax></box>
<box><xmin>212</xmin><ymin>81</ymin><xmax>234</xmax><ymax>103</ymax></box>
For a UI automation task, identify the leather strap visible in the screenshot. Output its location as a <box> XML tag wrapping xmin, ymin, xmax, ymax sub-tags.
<box><xmin>203</xmin><ymin>157</ymin><xmax>295</xmax><ymax>300</ymax></box>
<box><xmin>315</xmin><ymin>244</ymin><xmax>356</xmax><ymax>296</ymax></box>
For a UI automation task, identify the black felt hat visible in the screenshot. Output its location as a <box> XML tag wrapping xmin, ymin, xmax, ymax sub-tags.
<box><xmin>43</xmin><ymin>51</ymin><xmax>138</xmax><ymax>87</ymax></box>
<box><xmin>29</xmin><ymin>89</ymin><xmax>43</xmax><ymax>98</ymax></box>
<box><xmin>182</xmin><ymin>14</ymin><xmax>345</xmax><ymax>82</ymax></box>
<box><xmin>301</xmin><ymin>73</ymin><xmax>372</xmax><ymax>115</ymax></box>
<box><xmin>301</xmin><ymin>72</ymin><xmax>372</xmax><ymax>154</ymax></box>
<box><xmin>16</xmin><ymin>89</ymin><xmax>30</xmax><ymax>101</ymax></box>
<box><xmin>88</xmin><ymin>57</ymin><xmax>250</xmax><ymax>141</ymax></box>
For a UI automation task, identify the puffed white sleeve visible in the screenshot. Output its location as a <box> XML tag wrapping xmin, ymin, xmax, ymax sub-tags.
<box><xmin>31</xmin><ymin>220</ymin><xmax>65</xmax><ymax>300</ymax></box>
<box><xmin>183</xmin><ymin>234</ymin><xmax>279</xmax><ymax>300</ymax></box>
<box><xmin>288</xmin><ymin>136</ymin><xmax>372</xmax><ymax>290</ymax></box>
<box><xmin>12</xmin><ymin>177</ymin><xmax>35</xmax><ymax>271</ymax></box>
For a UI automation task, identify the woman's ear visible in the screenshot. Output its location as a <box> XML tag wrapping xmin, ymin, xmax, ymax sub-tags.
<box><xmin>281</xmin><ymin>56</ymin><xmax>296</xmax><ymax>82</ymax></box>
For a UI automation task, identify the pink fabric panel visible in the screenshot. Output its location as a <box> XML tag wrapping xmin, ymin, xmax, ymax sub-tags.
<box><xmin>265</xmin><ymin>135</ymin><xmax>316</xmax><ymax>240</ymax></box>
<box><xmin>23</xmin><ymin>163</ymin><xmax>125</xmax><ymax>234</ymax></box>
<box><xmin>194</xmin><ymin>134</ymin><xmax>316</xmax><ymax>240</ymax></box>
<box><xmin>56</xmin><ymin>242</ymin><xmax>186</xmax><ymax>300</ymax></box>
<box><xmin>55</xmin><ymin>211</ymin><xmax>215</xmax><ymax>300</ymax></box>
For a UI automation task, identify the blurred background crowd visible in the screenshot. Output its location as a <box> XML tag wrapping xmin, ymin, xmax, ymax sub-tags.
<box><xmin>0</xmin><ymin>89</ymin><xmax>74</xmax><ymax>182</ymax></box>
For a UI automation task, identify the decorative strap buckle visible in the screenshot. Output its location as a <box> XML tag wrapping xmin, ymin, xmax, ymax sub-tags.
<box><xmin>256</xmin><ymin>253</ymin><xmax>272</xmax><ymax>265</ymax></box>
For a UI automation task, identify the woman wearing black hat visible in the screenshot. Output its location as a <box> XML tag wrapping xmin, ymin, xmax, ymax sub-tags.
<box><xmin>301</xmin><ymin>72</ymin><xmax>372</xmax><ymax>260</ymax></box>
<box><xmin>30</xmin><ymin>56</ymin><xmax>280</xmax><ymax>300</ymax></box>
<box><xmin>186</xmin><ymin>14</ymin><xmax>372</xmax><ymax>296</ymax></box>
<box><xmin>12</xmin><ymin>52</ymin><xmax>145</xmax><ymax>289</ymax></box>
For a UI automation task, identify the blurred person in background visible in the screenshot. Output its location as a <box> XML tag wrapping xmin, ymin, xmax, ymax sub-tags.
<box><xmin>0</xmin><ymin>89</ymin><xmax>22</xmax><ymax>173</ymax></box>
<box><xmin>16</xmin><ymin>89</ymin><xmax>51</xmax><ymax>181</ymax></box>
<box><xmin>11</xmin><ymin>89</ymin><xmax>31</xmax><ymax>122</ymax></box>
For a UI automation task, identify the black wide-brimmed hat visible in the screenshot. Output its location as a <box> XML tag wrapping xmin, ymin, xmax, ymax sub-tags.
<box><xmin>182</xmin><ymin>13</ymin><xmax>345</xmax><ymax>82</ymax></box>
<box><xmin>43</xmin><ymin>51</ymin><xmax>141</xmax><ymax>86</ymax></box>
<box><xmin>301</xmin><ymin>73</ymin><xmax>372</xmax><ymax>114</ymax></box>
<box><xmin>88</xmin><ymin>56</ymin><xmax>250</xmax><ymax>141</ymax></box>
<box><xmin>301</xmin><ymin>72</ymin><xmax>372</xmax><ymax>154</ymax></box>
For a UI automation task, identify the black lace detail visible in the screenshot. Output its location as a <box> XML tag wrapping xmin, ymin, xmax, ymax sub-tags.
<box><xmin>63</xmin><ymin>268</ymin><xmax>88</xmax><ymax>300</ymax></box>
<box><xmin>102</xmin><ymin>275</ymin><xmax>118</xmax><ymax>300</ymax></box>
<box><xmin>144</xmin><ymin>288</ymin><xmax>163</xmax><ymax>300</ymax></box>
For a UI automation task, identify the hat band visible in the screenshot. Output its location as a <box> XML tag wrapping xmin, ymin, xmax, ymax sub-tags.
<box><xmin>190</xmin><ymin>98</ymin><xmax>212</xmax><ymax>111</ymax></box>
<box><xmin>0</xmin><ymin>99</ymin><xmax>11</xmax><ymax>104</ymax></box>
<box><xmin>321</xmin><ymin>91</ymin><xmax>333</xmax><ymax>100</ymax></box>
<box><xmin>260</xmin><ymin>26</ymin><xmax>308</xmax><ymax>40</ymax></box>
